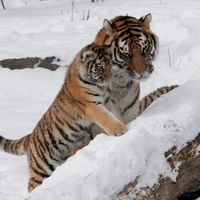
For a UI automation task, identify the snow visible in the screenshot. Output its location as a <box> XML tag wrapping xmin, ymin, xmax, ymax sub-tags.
<box><xmin>0</xmin><ymin>0</ymin><xmax>200</xmax><ymax>199</ymax></box>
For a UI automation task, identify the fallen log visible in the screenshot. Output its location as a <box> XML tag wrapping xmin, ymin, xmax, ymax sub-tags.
<box><xmin>0</xmin><ymin>56</ymin><xmax>60</xmax><ymax>71</ymax></box>
<box><xmin>116</xmin><ymin>133</ymin><xmax>200</xmax><ymax>200</ymax></box>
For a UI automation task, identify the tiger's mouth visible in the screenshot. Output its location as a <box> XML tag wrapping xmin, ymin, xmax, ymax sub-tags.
<box><xmin>87</xmin><ymin>74</ymin><xmax>108</xmax><ymax>86</ymax></box>
<box><xmin>97</xmin><ymin>77</ymin><xmax>108</xmax><ymax>85</ymax></box>
<box><xmin>127</xmin><ymin>67</ymin><xmax>154</xmax><ymax>82</ymax></box>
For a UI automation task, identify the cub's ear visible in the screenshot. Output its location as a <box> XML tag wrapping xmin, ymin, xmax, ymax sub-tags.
<box><xmin>103</xmin><ymin>19</ymin><xmax>114</xmax><ymax>36</ymax></box>
<box><xmin>139</xmin><ymin>13</ymin><xmax>152</xmax><ymax>29</ymax></box>
<box><xmin>82</xmin><ymin>50</ymin><xmax>94</xmax><ymax>63</ymax></box>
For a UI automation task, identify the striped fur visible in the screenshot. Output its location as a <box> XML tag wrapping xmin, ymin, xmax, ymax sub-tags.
<box><xmin>140</xmin><ymin>85</ymin><xmax>178</xmax><ymax>114</ymax></box>
<box><xmin>0</xmin><ymin>44</ymin><xmax>126</xmax><ymax>192</ymax></box>
<box><xmin>92</xmin><ymin>14</ymin><xmax>158</xmax><ymax>127</ymax></box>
<box><xmin>93</xmin><ymin>14</ymin><xmax>159</xmax><ymax>124</ymax></box>
<box><xmin>92</xmin><ymin>14</ymin><xmax>177</xmax><ymax>128</ymax></box>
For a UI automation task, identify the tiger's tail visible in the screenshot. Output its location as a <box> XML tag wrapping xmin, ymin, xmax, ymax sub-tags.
<box><xmin>139</xmin><ymin>85</ymin><xmax>178</xmax><ymax>114</ymax></box>
<box><xmin>0</xmin><ymin>134</ymin><xmax>31</xmax><ymax>155</ymax></box>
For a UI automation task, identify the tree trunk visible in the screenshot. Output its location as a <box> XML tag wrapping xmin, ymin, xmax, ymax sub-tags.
<box><xmin>115</xmin><ymin>133</ymin><xmax>200</xmax><ymax>200</ymax></box>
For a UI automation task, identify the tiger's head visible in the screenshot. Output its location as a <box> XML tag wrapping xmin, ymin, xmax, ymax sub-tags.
<box><xmin>79</xmin><ymin>44</ymin><xmax>112</xmax><ymax>86</ymax></box>
<box><xmin>93</xmin><ymin>14</ymin><xmax>159</xmax><ymax>81</ymax></box>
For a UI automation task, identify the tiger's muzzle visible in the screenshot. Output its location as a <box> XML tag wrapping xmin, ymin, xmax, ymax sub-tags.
<box><xmin>127</xmin><ymin>54</ymin><xmax>154</xmax><ymax>81</ymax></box>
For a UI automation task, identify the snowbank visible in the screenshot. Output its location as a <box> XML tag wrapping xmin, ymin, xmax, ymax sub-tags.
<box><xmin>27</xmin><ymin>79</ymin><xmax>200</xmax><ymax>200</ymax></box>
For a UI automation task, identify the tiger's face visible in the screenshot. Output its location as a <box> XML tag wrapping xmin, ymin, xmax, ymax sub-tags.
<box><xmin>94</xmin><ymin>14</ymin><xmax>159</xmax><ymax>82</ymax></box>
<box><xmin>80</xmin><ymin>45</ymin><xmax>112</xmax><ymax>86</ymax></box>
<box><xmin>111</xmin><ymin>30</ymin><xmax>157</xmax><ymax>80</ymax></box>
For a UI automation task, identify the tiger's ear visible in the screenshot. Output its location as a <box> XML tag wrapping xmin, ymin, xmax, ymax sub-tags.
<box><xmin>103</xmin><ymin>19</ymin><xmax>114</xmax><ymax>36</ymax></box>
<box><xmin>82</xmin><ymin>50</ymin><xmax>94</xmax><ymax>63</ymax></box>
<box><xmin>139</xmin><ymin>13</ymin><xmax>152</xmax><ymax>29</ymax></box>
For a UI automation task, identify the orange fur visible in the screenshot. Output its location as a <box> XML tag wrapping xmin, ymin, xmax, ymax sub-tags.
<box><xmin>90</xmin><ymin>14</ymin><xmax>177</xmax><ymax>137</ymax></box>
<box><xmin>91</xmin><ymin>14</ymin><xmax>159</xmax><ymax>128</ymax></box>
<box><xmin>0</xmin><ymin>44</ymin><xmax>126</xmax><ymax>192</ymax></box>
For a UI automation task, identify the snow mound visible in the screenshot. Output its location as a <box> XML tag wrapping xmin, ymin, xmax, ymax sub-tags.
<box><xmin>27</xmin><ymin>80</ymin><xmax>200</xmax><ymax>200</ymax></box>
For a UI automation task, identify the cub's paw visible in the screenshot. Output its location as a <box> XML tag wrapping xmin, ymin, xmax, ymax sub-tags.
<box><xmin>115</xmin><ymin>127</ymin><xmax>127</xmax><ymax>136</ymax></box>
<box><xmin>107</xmin><ymin>121</ymin><xmax>126</xmax><ymax>136</ymax></box>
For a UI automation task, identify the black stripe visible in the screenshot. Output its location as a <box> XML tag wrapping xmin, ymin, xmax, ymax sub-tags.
<box><xmin>71</xmin><ymin>133</ymin><xmax>85</xmax><ymax>143</ymax></box>
<box><xmin>31</xmin><ymin>165</ymin><xmax>50</xmax><ymax>179</ymax></box>
<box><xmin>66</xmin><ymin>121</ymin><xmax>79</xmax><ymax>132</ymax></box>
<box><xmin>144</xmin><ymin>97</ymin><xmax>149</xmax><ymax>109</ymax></box>
<box><xmin>87</xmin><ymin>100</ymin><xmax>102</xmax><ymax>105</ymax></box>
<box><xmin>85</xmin><ymin>91</ymin><xmax>100</xmax><ymax>97</ymax></box>
<box><xmin>47</xmin><ymin>111</ymin><xmax>65</xmax><ymax>152</ymax></box>
<box><xmin>29</xmin><ymin>147</ymin><xmax>52</xmax><ymax>176</ymax></box>
<box><xmin>122</xmin><ymin>90</ymin><xmax>140</xmax><ymax>116</ymax></box>
<box><xmin>58</xmin><ymin>139</ymin><xmax>67</xmax><ymax>148</ymax></box>
<box><xmin>38</xmin><ymin>119</ymin><xmax>51</xmax><ymax>154</ymax></box>
<box><xmin>55</xmin><ymin>124</ymin><xmax>75</xmax><ymax>143</ymax></box>
<box><xmin>0</xmin><ymin>136</ymin><xmax>3</xmax><ymax>143</ymax></box>
<box><xmin>35</xmin><ymin>128</ymin><xmax>46</xmax><ymax>154</ymax></box>
<box><xmin>104</xmin><ymin>97</ymin><xmax>109</xmax><ymax>104</ymax></box>
<box><xmin>139</xmin><ymin>101</ymin><xmax>142</xmax><ymax>113</ymax></box>
<box><xmin>60</xmin><ymin>88</ymin><xmax>75</xmax><ymax>106</ymax></box>
<box><xmin>10</xmin><ymin>140</ymin><xmax>16</xmax><ymax>154</ymax></box>
<box><xmin>75</xmin><ymin>123</ymin><xmax>87</xmax><ymax>132</ymax></box>
<box><xmin>54</xmin><ymin>113</ymin><xmax>64</xmax><ymax>126</ymax></box>
<box><xmin>4</xmin><ymin>140</ymin><xmax>12</xmax><ymax>153</ymax></box>
<box><xmin>78</xmin><ymin>75</ymin><xmax>96</xmax><ymax>87</ymax></box>
<box><xmin>57</xmin><ymin>102</ymin><xmax>76</xmax><ymax>121</ymax></box>
<box><xmin>46</xmin><ymin>128</ymin><xmax>57</xmax><ymax>148</ymax></box>
<box><xmin>37</xmin><ymin>121</ymin><xmax>59</xmax><ymax>163</ymax></box>
<box><xmin>148</xmin><ymin>94</ymin><xmax>155</xmax><ymax>102</ymax></box>
<box><xmin>30</xmin><ymin>178</ymin><xmax>43</xmax><ymax>185</ymax></box>
<box><xmin>65</xmin><ymin>83</ymin><xmax>86</xmax><ymax>106</ymax></box>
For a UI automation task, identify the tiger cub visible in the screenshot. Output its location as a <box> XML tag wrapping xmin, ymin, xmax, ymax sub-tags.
<box><xmin>0</xmin><ymin>44</ymin><xmax>126</xmax><ymax>192</ymax></box>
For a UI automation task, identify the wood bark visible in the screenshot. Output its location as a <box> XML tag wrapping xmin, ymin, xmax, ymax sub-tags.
<box><xmin>115</xmin><ymin>133</ymin><xmax>200</xmax><ymax>200</ymax></box>
<box><xmin>0</xmin><ymin>57</ymin><xmax>60</xmax><ymax>71</ymax></box>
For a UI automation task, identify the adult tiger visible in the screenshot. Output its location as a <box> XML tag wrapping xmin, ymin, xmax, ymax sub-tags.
<box><xmin>93</xmin><ymin>14</ymin><xmax>177</xmax><ymax>126</ymax></box>
<box><xmin>0</xmin><ymin>44</ymin><xmax>126</xmax><ymax>192</ymax></box>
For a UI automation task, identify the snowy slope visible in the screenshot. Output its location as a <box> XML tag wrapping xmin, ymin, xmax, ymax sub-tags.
<box><xmin>0</xmin><ymin>0</ymin><xmax>200</xmax><ymax>199</ymax></box>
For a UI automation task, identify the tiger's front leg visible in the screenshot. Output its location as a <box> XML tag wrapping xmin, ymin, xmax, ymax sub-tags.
<box><xmin>85</xmin><ymin>104</ymin><xmax>126</xmax><ymax>136</ymax></box>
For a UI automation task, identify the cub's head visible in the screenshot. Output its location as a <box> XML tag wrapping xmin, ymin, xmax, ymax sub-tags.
<box><xmin>94</xmin><ymin>14</ymin><xmax>159</xmax><ymax>81</ymax></box>
<box><xmin>79</xmin><ymin>44</ymin><xmax>112</xmax><ymax>86</ymax></box>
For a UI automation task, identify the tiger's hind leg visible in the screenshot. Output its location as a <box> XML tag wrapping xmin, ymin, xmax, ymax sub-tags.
<box><xmin>28</xmin><ymin>170</ymin><xmax>48</xmax><ymax>192</ymax></box>
<box><xmin>27</xmin><ymin>153</ymin><xmax>55</xmax><ymax>192</ymax></box>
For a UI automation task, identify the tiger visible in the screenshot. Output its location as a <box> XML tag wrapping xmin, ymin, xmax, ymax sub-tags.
<box><xmin>92</xmin><ymin>13</ymin><xmax>177</xmax><ymax>128</ymax></box>
<box><xmin>0</xmin><ymin>44</ymin><xmax>126</xmax><ymax>192</ymax></box>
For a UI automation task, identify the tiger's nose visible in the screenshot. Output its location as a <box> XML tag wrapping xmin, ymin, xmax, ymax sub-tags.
<box><xmin>101</xmin><ymin>66</ymin><xmax>112</xmax><ymax>80</ymax></box>
<box><xmin>102</xmin><ymin>72</ymin><xmax>112</xmax><ymax>80</ymax></box>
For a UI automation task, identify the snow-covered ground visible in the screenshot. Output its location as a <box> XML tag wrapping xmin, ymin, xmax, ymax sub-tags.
<box><xmin>0</xmin><ymin>0</ymin><xmax>200</xmax><ymax>199</ymax></box>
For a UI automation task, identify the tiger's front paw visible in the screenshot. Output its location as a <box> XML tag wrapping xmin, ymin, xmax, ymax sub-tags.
<box><xmin>115</xmin><ymin>127</ymin><xmax>127</xmax><ymax>136</ymax></box>
<box><xmin>107</xmin><ymin>122</ymin><xmax>127</xmax><ymax>136</ymax></box>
